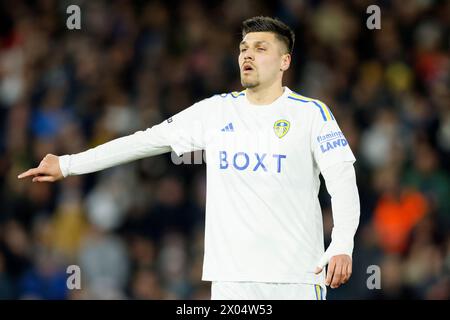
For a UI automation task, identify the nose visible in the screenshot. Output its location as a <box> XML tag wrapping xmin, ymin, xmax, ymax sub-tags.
<box><xmin>243</xmin><ymin>49</ymin><xmax>254</xmax><ymax>61</ymax></box>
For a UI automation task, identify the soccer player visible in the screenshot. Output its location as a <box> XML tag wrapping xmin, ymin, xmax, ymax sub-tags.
<box><xmin>18</xmin><ymin>16</ymin><xmax>359</xmax><ymax>300</ymax></box>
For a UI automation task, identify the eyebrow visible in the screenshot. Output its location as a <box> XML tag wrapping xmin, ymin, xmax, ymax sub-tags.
<box><xmin>239</xmin><ymin>40</ymin><xmax>269</xmax><ymax>47</ymax></box>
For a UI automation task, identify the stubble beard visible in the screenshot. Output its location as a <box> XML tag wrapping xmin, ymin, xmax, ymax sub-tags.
<box><xmin>241</xmin><ymin>74</ymin><xmax>259</xmax><ymax>89</ymax></box>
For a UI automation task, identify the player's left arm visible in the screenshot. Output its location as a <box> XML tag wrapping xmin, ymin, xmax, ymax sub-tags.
<box><xmin>309</xmin><ymin>101</ymin><xmax>360</xmax><ymax>289</ymax></box>
<box><xmin>314</xmin><ymin>161</ymin><xmax>360</xmax><ymax>289</ymax></box>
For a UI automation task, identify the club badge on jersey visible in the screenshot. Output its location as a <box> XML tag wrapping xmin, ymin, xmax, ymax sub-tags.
<box><xmin>273</xmin><ymin>120</ymin><xmax>290</xmax><ymax>138</ymax></box>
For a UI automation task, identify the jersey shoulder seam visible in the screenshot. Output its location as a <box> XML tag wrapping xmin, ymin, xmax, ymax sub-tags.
<box><xmin>287</xmin><ymin>91</ymin><xmax>335</xmax><ymax>122</ymax></box>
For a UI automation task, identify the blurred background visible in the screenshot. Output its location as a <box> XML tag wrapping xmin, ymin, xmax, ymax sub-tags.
<box><xmin>0</xmin><ymin>0</ymin><xmax>449</xmax><ymax>300</ymax></box>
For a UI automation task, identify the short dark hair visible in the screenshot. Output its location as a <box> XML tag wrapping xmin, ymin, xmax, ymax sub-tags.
<box><xmin>242</xmin><ymin>16</ymin><xmax>295</xmax><ymax>54</ymax></box>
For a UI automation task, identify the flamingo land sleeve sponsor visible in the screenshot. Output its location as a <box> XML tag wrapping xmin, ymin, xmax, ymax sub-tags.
<box><xmin>317</xmin><ymin>131</ymin><xmax>349</xmax><ymax>153</ymax></box>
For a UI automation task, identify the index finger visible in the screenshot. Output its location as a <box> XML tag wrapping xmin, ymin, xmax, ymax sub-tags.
<box><xmin>343</xmin><ymin>261</ymin><xmax>353</xmax><ymax>283</ymax></box>
<box><xmin>325</xmin><ymin>259</ymin><xmax>336</xmax><ymax>286</ymax></box>
<box><xmin>330</xmin><ymin>263</ymin><xmax>343</xmax><ymax>288</ymax></box>
<box><xmin>18</xmin><ymin>168</ymin><xmax>41</xmax><ymax>179</ymax></box>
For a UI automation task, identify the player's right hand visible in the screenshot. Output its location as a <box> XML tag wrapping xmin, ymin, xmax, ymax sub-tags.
<box><xmin>17</xmin><ymin>154</ymin><xmax>64</xmax><ymax>183</ymax></box>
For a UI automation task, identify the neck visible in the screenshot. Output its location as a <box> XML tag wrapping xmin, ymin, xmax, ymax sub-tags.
<box><xmin>245</xmin><ymin>81</ymin><xmax>284</xmax><ymax>105</ymax></box>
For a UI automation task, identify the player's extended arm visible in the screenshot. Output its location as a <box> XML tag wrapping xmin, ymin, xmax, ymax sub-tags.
<box><xmin>314</xmin><ymin>161</ymin><xmax>360</xmax><ymax>289</ymax></box>
<box><xmin>18</xmin><ymin>127</ymin><xmax>172</xmax><ymax>182</ymax></box>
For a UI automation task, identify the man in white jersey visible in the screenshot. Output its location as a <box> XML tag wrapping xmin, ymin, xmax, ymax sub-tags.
<box><xmin>18</xmin><ymin>16</ymin><xmax>359</xmax><ymax>300</ymax></box>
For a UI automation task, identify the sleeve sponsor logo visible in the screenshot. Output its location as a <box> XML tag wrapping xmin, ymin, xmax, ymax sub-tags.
<box><xmin>317</xmin><ymin>131</ymin><xmax>348</xmax><ymax>153</ymax></box>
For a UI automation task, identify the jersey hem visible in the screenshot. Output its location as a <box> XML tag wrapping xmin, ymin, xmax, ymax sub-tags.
<box><xmin>201</xmin><ymin>272</ymin><xmax>325</xmax><ymax>285</ymax></box>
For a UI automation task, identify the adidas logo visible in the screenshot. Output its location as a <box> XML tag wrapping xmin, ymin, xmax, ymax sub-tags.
<box><xmin>221</xmin><ymin>122</ymin><xmax>234</xmax><ymax>132</ymax></box>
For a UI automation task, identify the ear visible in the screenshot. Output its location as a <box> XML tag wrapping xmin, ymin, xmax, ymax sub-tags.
<box><xmin>280</xmin><ymin>53</ymin><xmax>291</xmax><ymax>72</ymax></box>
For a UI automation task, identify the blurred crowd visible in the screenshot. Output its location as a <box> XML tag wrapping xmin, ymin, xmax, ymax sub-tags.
<box><xmin>0</xmin><ymin>0</ymin><xmax>449</xmax><ymax>300</ymax></box>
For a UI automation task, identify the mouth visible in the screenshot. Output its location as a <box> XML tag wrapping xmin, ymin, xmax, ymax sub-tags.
<box><xmin>242</xmin><ymin>64</ymin><xmax>254</xmax><ymax>72</ymax></box>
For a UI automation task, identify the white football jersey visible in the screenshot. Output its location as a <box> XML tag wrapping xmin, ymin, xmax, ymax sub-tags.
<box><xmin>152</xmin><ymin>86</ymin><xmax>356</xmax><ymax>284</ymax></box>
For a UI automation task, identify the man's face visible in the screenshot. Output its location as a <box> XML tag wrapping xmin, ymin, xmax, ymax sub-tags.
<box><xmin>238</xmin><ymin>32</ymin><xmax>290</xmax><ymax>89</ymax></box>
